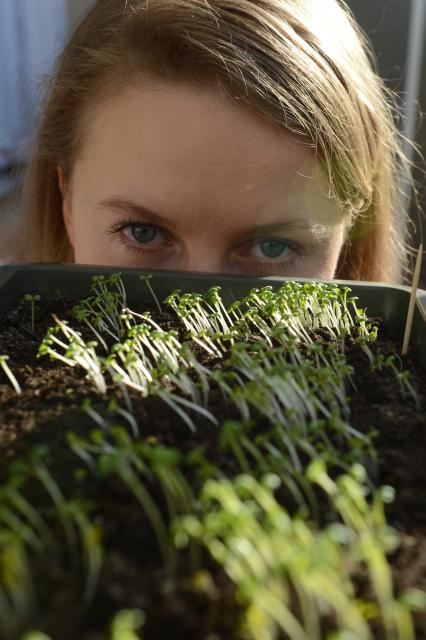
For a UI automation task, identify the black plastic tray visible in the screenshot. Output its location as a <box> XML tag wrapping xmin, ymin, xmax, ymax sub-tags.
<box><xmin>1</xmin><ymin>263</ymin><xmax>425</xmax><ymax>367</ymax></box>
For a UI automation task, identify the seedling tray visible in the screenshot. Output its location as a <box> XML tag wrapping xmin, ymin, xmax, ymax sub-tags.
<box><xmin>0</xmin><ymin>263</ymin><xmax>426</xmax><ymax>639</ymax></box>
<box><xmin>0</xmin><ymin>262</ymin><xmax>425</xmax><ymax>365</ymax></box>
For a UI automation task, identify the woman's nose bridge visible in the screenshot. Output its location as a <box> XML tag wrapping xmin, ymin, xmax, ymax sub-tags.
<box><xmin>180</xmin><ymin>235</ymin><xmax>228</xmax><ymax>273</ymax></box>
<box><xmin>181</xmin><ymin>252</ymin><xmax>226</xmax><ymax>273</ymax></box>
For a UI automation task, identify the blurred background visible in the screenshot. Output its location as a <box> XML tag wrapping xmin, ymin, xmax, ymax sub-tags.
<box><xmin>0</xmin><ymin>0</ymin><xmax>425</xmax><ymax>287</ymax></box>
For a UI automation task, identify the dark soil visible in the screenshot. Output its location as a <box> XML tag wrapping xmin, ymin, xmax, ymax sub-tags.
<box><xmin>0</xmin><ymin>293</ymin><xmax>425</xmax><ymax>639</ymax></box>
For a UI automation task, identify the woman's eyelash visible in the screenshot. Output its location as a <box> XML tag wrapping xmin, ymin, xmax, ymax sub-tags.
<box><xmin>247</xmin><ymin>237</ymin><xmax>302</xmax><ymax>252</ymax></box>
<box><xmin>107</xmin><ymin>218</ymin><xmax>144</xmax><ymax>235</ymax></box>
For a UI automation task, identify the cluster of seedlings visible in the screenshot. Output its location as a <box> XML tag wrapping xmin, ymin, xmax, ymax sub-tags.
<box><xmin>0</xmin><ymin>274</ymin><xmax>424</xmax><ymax>639</ymax></box>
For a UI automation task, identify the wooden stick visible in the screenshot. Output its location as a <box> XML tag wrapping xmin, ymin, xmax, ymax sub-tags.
<box><xmin>402</xmin><ymin>243</ymin><xmax>423</xmax><ymax>355</ymax></box>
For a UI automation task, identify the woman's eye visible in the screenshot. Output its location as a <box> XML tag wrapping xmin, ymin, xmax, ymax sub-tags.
<box><xmin>108</xmin><ymin>220</ymin><xmax>171</xmax><ymax>255</ymax></box>
<box><xmin>124</xmin><ymin>223</ymin><xmax>158</xmax><ymax>244</ymax></box>
<box><xmin>250</xmin><ymin>238</ymin><xmax>298</xmax><ymax>260</ymax></box>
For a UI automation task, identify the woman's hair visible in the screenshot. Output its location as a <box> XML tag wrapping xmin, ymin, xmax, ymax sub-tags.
<box><xmin>23</xmin><ymin>0</ymin><xmax>416</xmax><ymax>282</ymax></box>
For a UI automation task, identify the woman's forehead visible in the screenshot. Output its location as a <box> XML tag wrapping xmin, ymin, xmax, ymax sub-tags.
<box><xmin>72</xmin><ymin>81</ymin><xmax>338</xmax><ymax>227</ymax></box>
<box><xmin>79</xmin><ymin>81</ymin><xmax>317</xmax><ymax>177</ymax></box>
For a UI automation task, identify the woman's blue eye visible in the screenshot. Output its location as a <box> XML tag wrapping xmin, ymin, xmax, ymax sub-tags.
<box><xmin>130</xmin><ymin>224</ymin><xmax>157</xmax><ymax>244</ymax></box>
<box><xmin>256</xmin><ymin>238</ymin><xmax>293</xmax><ymax>259</ymax></box>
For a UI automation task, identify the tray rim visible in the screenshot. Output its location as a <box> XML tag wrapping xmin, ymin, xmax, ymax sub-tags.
<box><xmin>1</xmin><ymin>261</ymin><xmax>425</xmax><ymax>322</ymax></box>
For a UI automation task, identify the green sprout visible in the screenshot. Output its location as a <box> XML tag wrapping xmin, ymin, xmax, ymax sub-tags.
<box><xmin>1</xmin><ymin>481</ymin><xmax>54</xmax><ymax>554</ymax></box>
<box><xmin>156</xmin><ymin>388</ymin><xmax>219</xmax><ymax>433</ymax></box>
<box><xmin>27</xmin><ymin>447</ymin><xmax>79</xmax><ymax>568</ymax></box>
<box><xmin>107</xmin><ymin>398</ymin><xmax>140</xmax><ymax>439</ymax></box>
<box><xmin>19</xmin><ymin>610</ymin><xmax>146</xmax><ymax>640</ymax></box>
<box><xmin>67</xmin><ymin>431</ymin><xmax>97</xmax><ymax>473</ymax></box>
<box><xmin>88</xmin><ymin>427</ymin><xmax>176</xmax><ymax>572</ymax></box>
<box><xmin>90</xmin><ymin>274</ymin><xmax>126</xmax><ymax>337</ymax></box>
<box><xmin>138</xmin><ymin>440</ymin><xmax>194</xmax><ymax>521</ymax></box>
<box><xmin>81</xmin><ymin>397</ymin><xmax>108</xmax><ymax>429</ymax></box>
<box><xmin>38</xmin><ymin>317</ymin><xmax>107</xmax><ymax>394</ymax></box>
<box><xmin>0</xmin><ymin>531</ymin><xmax>34</xmax><ymax>639</ymax></box>
<box><xmin>65</xmin><ymin>499</ymin><xmax>103</xmax><ymax>606</ymax></box>
<box><xmin>73</xmin><ymin>302</ymin><xmax>109</xmax><ymax>352</ymax></box>
<box><xmin>370</xmin><ymin>350</ymin><xmax>420</xmax><ymax>408</ymax></box>
<box><xmin>0</xmin><ymin>355</ymin><xmax>21</xmax><ymax>394</ymax></box>
<box><xmin>140</xmin><ymin>274</ymin><xmax>162</xmax><ymax>314</ymax></box>
<box><xmin>110</xmin><ymin>609</ymin><xmax>146</xmax><ymax>640</ymax></box>
<box><xmin>22</xmin><ymin>293</ymin><xmax>41</xmax><ymax>334</ymax></box>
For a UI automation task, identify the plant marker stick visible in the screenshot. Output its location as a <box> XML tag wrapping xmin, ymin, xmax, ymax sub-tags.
<box><xmin>402</xmin><ymin>243</ymin><xmax>423</xmax><ymax>355</ymax></box>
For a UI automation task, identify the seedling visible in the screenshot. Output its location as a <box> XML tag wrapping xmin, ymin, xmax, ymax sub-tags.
<box><xmin>140</xmin><ymin>274</ymin><xmax>162</xmax><ymax>314</ymax></box>
<box><xmin>0</xmin><ymin>481</ymin><xmax>54</xmax><ymax>552</ymax></box>
<box><xmin>65</xmin><ymin>500</ymin><xmax>102</xmax><ymax>606</ymax></box>
<box><xmin>30</xmin><ymin>452</ymin><xmax>79</xmax><ymax>564</ymax></box>
<box><xmin>107</xmin><ymin>398</ymin><xmax>140</xmax><ymax>439</ymax></box>
<box><xmin>370</xmin><ymin>350</ymin><xmax>420</xmax><ymax>408</ymax></box>
<box><xmin>22</xmin><ymin>293</ymin><xmax>41</xmax><ymax>334</ymax></box>
<box><xmin>0</xmin><ymin>355</ymin><xmax>21</xmax><ymax>394</ymax></box>
<box><xmin>38</xmin><ymin>317</ymin><xmax>107</xmax><ymax>394</ymax></box>
<box><xmin>9</xmin><ymin>605</ymin><xmax>148</xmax><ymax>640</ymax></box>
<box><xmin>73</xmin><ymin>426</ymin><xmax>175</xmax><ymax>572</ymax></box>
<box><xmin>0</xmin><ymin>530</ymin><xmax>34</xmax><ymax>638</ymax></box>
<box><xmin>19</xmin><ymin>611</ymin><xmax>146</xmax><ymax>640</ymax></box>
<box><xmin>110</xmin><ymin>609</ymin><xmax>146</xmax><ymax>640</ymax></box>
<box><xmin>81</xmin><ymin>397</ymin><xmax>109</xmax><ymax>429</ymax></box>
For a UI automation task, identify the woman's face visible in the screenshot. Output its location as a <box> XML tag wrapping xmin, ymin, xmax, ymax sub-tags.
<box><xmin>59</xmin><ymin>81</ymin><xmax>348</xmax><ymax>278</ymax></box>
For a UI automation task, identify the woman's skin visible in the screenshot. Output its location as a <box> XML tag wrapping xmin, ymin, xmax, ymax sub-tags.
<box><xmin>58</xmin><ymin>81</ymin><xmax>349</xmax><ymax>278</ymax></box>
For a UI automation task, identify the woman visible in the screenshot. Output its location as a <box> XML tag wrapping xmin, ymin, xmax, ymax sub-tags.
<box><xmin>22</xmin><ymin>0</ymin><xmax>415</xmax><ymax>282</ymax></box>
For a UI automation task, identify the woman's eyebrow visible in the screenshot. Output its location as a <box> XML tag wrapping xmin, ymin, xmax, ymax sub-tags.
<box><xmin>98</xmin><ymin>196</ymin><xmax>331</xmax><ymax>239</ymax></box>
<box><xmin>239</xmin><ymin>221</ymin><xmax>331</xmax><ymax>241</ymax></box>
<box><xmin>97</xmin><ymin>197</ymin><xmax>171</xmax><ymax>226</ymax></box>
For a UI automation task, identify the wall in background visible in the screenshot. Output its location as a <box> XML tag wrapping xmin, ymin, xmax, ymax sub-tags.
<box><xmin>348</xmin><ymin>0</ymin><xmax>411</xmax><ymax>91</ymax></box>
<box><xmin>68</xmin><ymin>0</ymin><xmax>95</xmax><ymax>30</ymax></box>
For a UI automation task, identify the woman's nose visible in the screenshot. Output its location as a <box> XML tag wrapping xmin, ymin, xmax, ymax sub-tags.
<box><xmin>178</xmin><ymin>245</ymin><xmax>228</xmax><ymax>274</ymax></box>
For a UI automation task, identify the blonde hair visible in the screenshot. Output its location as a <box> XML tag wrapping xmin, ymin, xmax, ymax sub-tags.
<box><xmin>23</xmin><ymin>0</ymin><xmax>415</xmax><ymax>282</ymax></box>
